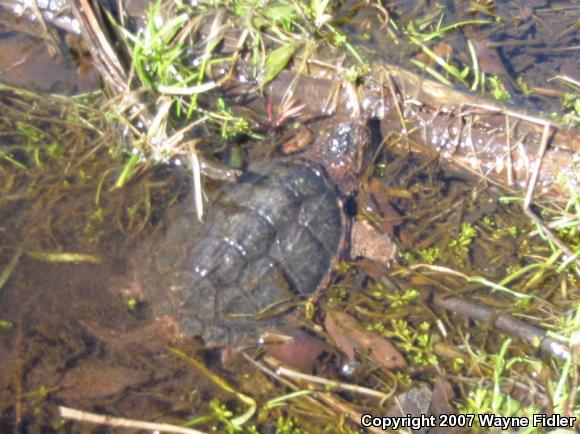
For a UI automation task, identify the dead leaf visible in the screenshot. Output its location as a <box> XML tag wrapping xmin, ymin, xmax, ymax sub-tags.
<box><xmin>429</xmin><ymin>379</ymin><xmax>470</xmax><ymax>434</ymax></box>
<box><xmin>468</xmin><ymin>38</ymin><xmax>510</xmax><ymax>77</ymax></box>
<box><xmin>356</xmin><ymin>259</ymin><xmax>389</xmax><ymax>279</ymax></box>
<box><xmin>416</xmin><ymin>41</ymin><xmax>454</xmax><ymax>68</ymax></box>
<box><xmin>262</xmin><ymin>328</ymin><xmax>336</xmax><ymax>374</ymax></box>
<box><xmin>363</xmin><ymin>179</ymin><xmax>404</xmax><ymax>236</ymax></box>
<box><xmin>281</xmin><ymin>127</ymin><xmax>313</xmax><ymax>154</ymax></box>
<box><xmin>430</xmin><ymin>379</ymin><xmax>455</xmax><ymax>416</ymax></box>
<box><xmin>324</xmin><ymin>310</ymin><xmax>406</xmax><ymax>369</ymax></box>
<box><xmin>57</xmin><ymin>361</ymin><xmax>150</xmax><ymax>400</ymax></box>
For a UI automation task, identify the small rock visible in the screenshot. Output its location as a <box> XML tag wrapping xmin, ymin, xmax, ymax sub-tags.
<box><xmin>350</xmin><ymin>219</ymin><xmax>397</xmax><ymax>265</ymax></box>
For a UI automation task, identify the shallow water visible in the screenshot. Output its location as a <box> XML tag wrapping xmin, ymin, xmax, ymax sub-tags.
<box><xmin>0</xmin><ymin>136</ymin><xmax>558</xmax><ymax>432</ymax></box>
<box><xmin>0</xmin><ymin>0</ymin><xmax>577</xmax><ymax>432</ymax></box>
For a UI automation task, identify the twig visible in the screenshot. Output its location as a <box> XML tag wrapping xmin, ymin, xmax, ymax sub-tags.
<box><xmin>0</xmin><ymin>243</ymin><xmax>23</xmax><ymax>294</ymax></box>
<box><xmin>433</xmin><ymin>295</ymin><xmax>570</xmax><ymax>360</ymax></box>
<box><xmin>407</xmin><ymin>265</ymin><xmax>570</xmax><ymax>359</ymax></box>
<box><xmin>188</xmin><ymin>142</ymin><xmax>204</xmax><ymax>222</ymax></box>
<box><xmin>386</xmin><ymin>73</ymin><xmax>408</xmax><ymax>136</ymax></box>
<box><xmin>245</xmin><ymin>354</ymin><xmax>387</xmax><ymax>434</ymax></box>
<box><xmin>505</xmin><ymin>114</ymin><xmax>513</xmax><ymax>186</ymax></box>
<box><xmin>522</xmin><ymin>122</ymin><xmax>579</xmax><ymax>268</ymax></box>
<box><xmin>58</xmin><ymin>406</ymin><xmax>205</xmax><ymax>434</ymax></box>
<box><xmin>523</xmin><ymin>123</ymin><xmax>551</xmax><ymax>208</ymax></box>
<box><xmin>274</xmin><ymin>365</ymin><xmax>395</xmax><ymax>401</ymax></box>
<box><xmin>549</xmin><ymin>75</ymin><xmax>580</xmax><ymax>88</ymax></box>
<box><xmin>409</xmin><ymin>263</ymin><xmax>470</xmax><ymax>280</ymax></box>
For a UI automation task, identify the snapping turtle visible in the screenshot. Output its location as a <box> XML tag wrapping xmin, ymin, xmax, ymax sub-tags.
<box><xmin>139</xmin><ymin>120</ymin><xmax>370</xmax><ymax>347</ymax></box>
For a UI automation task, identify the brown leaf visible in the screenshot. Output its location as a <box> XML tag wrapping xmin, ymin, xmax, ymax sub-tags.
<box><xmin>409</xmin><ymin>275</ymin><xmax>434</xmax><ymax>286</ymax></box>
<box><xmin>324</xmin><ymin>310</ymin><xmax>406</xmax><ymax>369</ymax></box>
<box><xmin>428</xmin><ymin>379</ymin><xmax>470</xmax><ymax>434</ymax></box>
<box><xmin>281</xmin><ymin>127</ymin><xmax>313</xmax><ymax>154</ymax></box>
<box><xmin>379</xmin><ymin>202</ymin><xmax>402</xmax><ymax>236</ymax></box>
<box><xmin>356</xmin><ymin>259</ymin><xmax>389</xmax><ymax>279</ymax></box>
<box><xmin>430</xmin><ymin>378</ymin><xmax>455</xmax><ymax>415</ymax></box>
<box><xmin>364</xmin><ymin>179</ymin><xmax>404</xmax><ymax>236</ymax></box>
<box><xmin>262</xmin><ymin>328</ymin><xmax>334</xmax><ymax>374</ymax></box>
<box><xmin>57</xmin><ymin>361</ymin><xmax>150</xmax><ymax>400</ymax></box>
<box><xmin>469</xmin><ymin>39</ymin><xmax>510</xmax><ymax>77</ymax></box>
<box><xmin>416</xmin><ymin>41</ymin><xmax>454</xmax><ymax>67</ymax></box>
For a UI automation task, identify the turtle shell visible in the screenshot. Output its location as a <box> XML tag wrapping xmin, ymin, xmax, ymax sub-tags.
<box><xmin>140</xmin><ymin>160</ymin><xmax>346</xmax><ymax>346</ymax></box>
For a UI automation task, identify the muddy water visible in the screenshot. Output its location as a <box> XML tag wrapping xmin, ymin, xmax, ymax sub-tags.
<box><xmin>0</xmin><ymin>26</ymin><xmax>99</xmax><ymax>94</ymax></box>
<box><xmin>0</xmin><ymin>141</ymin><xmax>550</xmax><ymax>432</ymax></box>
<box><xmin>0</xmin><ymin>239</ymin><xmax>252</xmax><ymax>432</ymax></box>
<box><xmin>0</xmin><ymin>165</ymin><xmax>257</xmax><ymax>431</ymax></box>
<box><xmin>0</xmin><ymin>0</ymin><xmax>577</xmax><ymax>433</ymax></box>
<box><xmin>362</xmin><ymin>0</ymin><xmax>579</xmax><ymax>112</ymax></box>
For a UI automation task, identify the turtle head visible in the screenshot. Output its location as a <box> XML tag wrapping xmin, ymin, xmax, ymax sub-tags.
<box><xmin>307</xmin><ymin>120</ymin><xmax>371</xmax><ymax>195</ymax></box>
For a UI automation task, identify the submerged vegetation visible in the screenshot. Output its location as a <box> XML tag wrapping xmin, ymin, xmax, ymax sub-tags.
<box><xmin>0</xmin><ymin>0</ymin><xmax>579</xmax><ymax>433</ymax></box>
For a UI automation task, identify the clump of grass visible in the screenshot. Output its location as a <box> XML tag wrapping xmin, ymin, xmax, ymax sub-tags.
<box><xmin>385</xmin><ymin>7</ymin><xmax>518</xmax><ymax>101</ymax></box>
<box><xmin>120</xmin><ymin>0</ymin><xmax>372</xmax><ymax>162</ymax></box>
<box><xmin>0</xmin><ymin>84</ymin><xmax>177</xmax><ymax>257</ymax></box>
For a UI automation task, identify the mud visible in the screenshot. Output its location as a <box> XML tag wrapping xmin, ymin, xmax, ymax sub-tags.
<box><xmin>0</xmin><ymin>0</ymin><xmax>577</xmax><ymax>432</ymax></box>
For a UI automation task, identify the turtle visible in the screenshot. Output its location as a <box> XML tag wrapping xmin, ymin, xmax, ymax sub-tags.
<box><xmin>138</xmin><ymin>119</ymin><xmax>371</xmax><ymax>347</ymax></box>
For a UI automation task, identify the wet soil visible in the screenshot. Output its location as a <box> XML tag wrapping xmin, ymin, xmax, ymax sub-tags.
<box><xmin>0</xmin><ymin>0</ymin><xmax>577</xmax><ymax>432</ymax></box>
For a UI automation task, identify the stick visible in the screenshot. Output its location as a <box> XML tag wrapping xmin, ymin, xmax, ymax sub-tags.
<box><xmin>246</xmin><ymin>354</ymin><xmax>387</xmax><ymax>434</ymax></box>
<box><xmin>522</xmin><ymin>122</ymin><xmax>579</xmax><ymax>268</ymax></box>
<box><xmin>433</xmin><ymin>295</ymin><xmax>570</xmax><ymax>360</ymax></box>
<box><xmin>58</xmin><ymin>406</ymin><xmax>206</xmax><ymax>434</ymax></box>
<box><xmin>274</xmin><ymin>365</ymin><xmax>395</xmax><ymax>401</ymax></box>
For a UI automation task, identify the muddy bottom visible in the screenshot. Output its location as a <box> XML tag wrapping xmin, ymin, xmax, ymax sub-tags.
<box><xmin>0</xmin><ymin>245</ymin><xmax>213</xmax><ymax>431</ymax></box>
<box><xmin>0</xmin><ymin>25</ymin><xmax>99</xmax><ymax>94</ymax></box>
<box><xmin>0</xmin><ymin>1</ymin><xmax>575</xmax><ymax>432</ymax></box>
<box><xmin>0</xmin><ymin>159</ymin><xmax>344</xmax><ymax>432</ymax></box>
<box><xmin>0</xmin><ymin>145</ymin><xmax>535</xmax><ymax>433</ymax></box>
